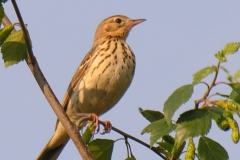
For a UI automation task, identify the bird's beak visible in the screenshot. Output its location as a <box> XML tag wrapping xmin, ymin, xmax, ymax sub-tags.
<box><xmin>130</xmin><ymin>19</ymin><xmax>146</xmax><ymax>27</ymax></box>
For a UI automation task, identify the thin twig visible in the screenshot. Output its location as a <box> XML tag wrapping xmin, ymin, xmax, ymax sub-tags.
<box><xmin>99</xmin><ymin>121</ymin><xmax>166</xmax><ymax>159</ymax></box>
<box><xmin>124</xmin><ymin>137</ymin><xmax>130</xmax><ymax>158</ymax></box>
<box><xmin>198</xmin><ymin>81</ymin><xmax>210</xmax><ymax>90</ymax></box>
<box><xmin>195</xmin><ymin>61</ymin><xmax>221</xmax><ymax>108</ymax></box>
<box><xmin>203</xmin><ymin>61</ymin><xmax>221</xmax><ymax>98</ymax></box>
<box><xmin>214</xmin><ymin>81</ymin><xmax>229</xmax><ymax>86</ymax></box>
<box><xmin>9</xmin><ymin>1</ymin><xmax>93</xmax><ymax>159</ymax></box>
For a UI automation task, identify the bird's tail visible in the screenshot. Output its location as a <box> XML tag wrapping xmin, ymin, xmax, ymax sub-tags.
<box><xmin>37</xmin><ymin>123</ymin><xmax>70</xmax><ymax>160</ymax></box>
<box><xmin>36</xmin><ymin>141</ymin><xmax>68</xmax><ymax>160</ymax></box>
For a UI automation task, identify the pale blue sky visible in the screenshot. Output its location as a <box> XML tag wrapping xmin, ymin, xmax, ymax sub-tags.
<box><xmin>0</xmin><ymin>1</ymin><xmax>240</xmax><ymax>160</ymax></box>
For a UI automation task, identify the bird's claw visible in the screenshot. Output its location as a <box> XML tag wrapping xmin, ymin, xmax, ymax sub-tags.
<box><xmin>74</xmin><ymin>112</ymin><xmax>111</xmax><ymax>135</ymax></box>
<box><xmin>90</xmin><ymin>113</ymin><xmax>100</xmax><ymax>134</ymax></box>
<box><xmin>100</xmin><ymin>121</ymin><xmax>112</xmax><ymax>135</ymax></box>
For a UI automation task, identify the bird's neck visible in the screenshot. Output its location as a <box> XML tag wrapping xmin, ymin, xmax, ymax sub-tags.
<box><xmin>93</xmin><ymin>36</ymin><xmax>126</xmax><ymax>47</ymax></box>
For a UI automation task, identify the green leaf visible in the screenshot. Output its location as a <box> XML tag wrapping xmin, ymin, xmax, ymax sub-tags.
<box><xmin>208</xmin><ymin>107</ymin><xmax>224</xmax><ymax>121</ymax></box>
<box><xmin>1</xmin><ymin>29</ymin><xmax>27</xmax><ymax>67</ymax></box>
<box><xmin>192</xmin><ymin>66</ymin><xmax>217</xmax><ymax>84</ymax></box>
<box><xmin>229</xmin><ymin>83</ymin><xmax>240</xmax><ymax>104</ymax></box>
<box><xmin>157</xmin><ymin>142</ymin><xmax>173</xmax><ymax>153</ymax></box>
<box><xmin>162</xmin><ymin>135</ymin><xmax>175</xmax><ymax>145</ymax></box>
<box><xmin>234</xmin><ymin>70</ymin><xmax>240</xmax><ymax>82</ymax></box>
<box><xmin>139</xmin><ymin>108</ymin><xmax>164</xmax><ymax>123</ymax></box>
<box><xmin>215</xmin><ymin>43</ymin><xmax>240</xmax><ymax>62</ymax></box>
<box><xmin>198</xmin><ymin>136</ymin><xmax>229</xmax><ymax>160</ymax></box>
<box><xmin>164</xmin><ymin>84</ymin><xmax>194</xmax><ymax>125</ymax></box>
<box><xmin>215</xmin><ymin>51</ymin><xmax>226</xmax><ymax>62</ymax></box>
<box><xmin>141</xmin><ymin>119</ymin><xmax>176</xmax><ymax>147</ymax></box>
<box><xmin>222</xmin><ymin>43</ymin><xmax>240</xmax><ymax>55</ymax></box>
<box><xmin>88</xmin><ymin>139</ymin><xmax>114</xmax><ymax>160</ymax></box>
<box><xmin>175</xmin><ymin>109</ymin><xmax>211</xmax><ymax>146</ymax></box>
<box><xmin>82</xmin><ymin>122</ymin><xmax>95</xmax><ymax>145</ymax></box>
<box><xmin>0</xmin><ymin>24</ymin><xmax>14</xmax><ymax>45</ymax></box>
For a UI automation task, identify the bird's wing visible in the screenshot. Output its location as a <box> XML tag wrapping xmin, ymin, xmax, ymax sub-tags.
<box><xmin>55</xmin><ymin>44</ymin><xmax>98</xmax><ymax>130</ymax></box>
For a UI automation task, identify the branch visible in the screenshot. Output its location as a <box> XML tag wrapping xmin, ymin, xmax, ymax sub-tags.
<box><xmin>99</xmin><ymin>121</ymin><xmax>166</xmax><ymax>160</ymax></box>
<box><xmin>9</xmin><ymin>1</ymin><xmax>93</xmax><ymax>159</ymax></box>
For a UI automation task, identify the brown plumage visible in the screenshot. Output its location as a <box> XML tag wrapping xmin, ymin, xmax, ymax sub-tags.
<box><xmin>37</xmin><ymin>15</ymin><xmax>145</xmax><ymax>160</ymax></box>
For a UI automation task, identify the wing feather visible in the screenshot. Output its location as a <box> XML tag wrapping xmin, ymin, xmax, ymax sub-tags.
<box><xmin>54</xmin><ymin>44</ymin><xmax>98</xmax><ymax>130</ymax></box>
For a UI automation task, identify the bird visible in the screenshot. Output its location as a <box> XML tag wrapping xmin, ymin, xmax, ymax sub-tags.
<box><xmin>37</xmin><ymin>15</ymin><xmax>145</xmax><ymax>160</ymax></box>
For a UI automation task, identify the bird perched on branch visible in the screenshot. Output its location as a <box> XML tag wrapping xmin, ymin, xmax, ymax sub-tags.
<box><xmin>37</xmin><ymin>15</ymin><xmax>145</xmax><ymax>160</ymax></box>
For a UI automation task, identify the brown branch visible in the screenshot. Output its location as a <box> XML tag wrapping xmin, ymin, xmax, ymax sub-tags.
<box><xmin>8</xmin><ymin>1</ymin><xmax>93</xmax><ymax>159</ymax></box>
<box><xmin>99</xmin><ymin>121</ymin><xmax>166</xmax><ymax>160</ymax></box>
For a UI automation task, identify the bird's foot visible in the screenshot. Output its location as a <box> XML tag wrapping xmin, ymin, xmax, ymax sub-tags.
<box><xmin>100</xmin><ymin>121</ymin><xmax>112</xmax><ymax>135</ymax></box>
<box><xmin>90</xmin><ymin>113</ymin><xmax>100</xmax><ymax>134</ymax></box>
<box><xmin>74</xmin><ymin>113</ymin><xmax>99</xmax><ymax>133</ymax></box>
<box><xmin>74</xmin><ymin>112</ymin><xmax>112</xmax><ymax>134</ymax></box>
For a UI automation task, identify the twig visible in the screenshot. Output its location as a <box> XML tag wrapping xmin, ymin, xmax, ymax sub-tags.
<box><xmin>203</xmin><ymin>61</ymin><xmax>221</xmax><ymax>98</ymax></box>
<box><xmin>214</xmin><ymin>81</ymin><xmax>229</xmax><ymax>86</ymax></box>
<box><xmin>195</xmin><ymin>61</ymin><xmax>221</xmax><ymax>108</ymax></box>
<box><xmin>198</xmin><ymin>81</ymin><xmax>210</xmax><ymax>90</ymax></box>
<box><xmin>9</xmin><ymin>1</ymin><xmax>93</xmax><ymax>159</ymax></box>
<box><xmin>99</xmin><ymin>121</ymin><xmax>166</xmax><ymax>160</ymax></box>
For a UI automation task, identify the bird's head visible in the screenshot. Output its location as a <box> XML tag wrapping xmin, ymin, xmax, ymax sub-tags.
<box><xmin>94</xmin><ymin>15</ymin><xmax>145</xmax><ymax>44</ymax></box>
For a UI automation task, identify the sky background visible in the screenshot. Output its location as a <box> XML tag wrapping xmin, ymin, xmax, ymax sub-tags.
<box><xmin>0</xmin><ymin>1</ymin><xmax>240</xmax><ymax>160</ymax></box>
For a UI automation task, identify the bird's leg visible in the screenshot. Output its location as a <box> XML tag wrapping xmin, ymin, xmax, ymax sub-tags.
<box><xmin>74</xmin><ymin>113</ymin><xmax>100</xmax><ymax>134</ymax></box>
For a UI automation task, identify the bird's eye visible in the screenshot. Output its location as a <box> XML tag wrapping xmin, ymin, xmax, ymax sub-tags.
<box><xmin>115</xmin><ymin>18</ymin><xmax>122</xmax><ymax>24</ymax></box>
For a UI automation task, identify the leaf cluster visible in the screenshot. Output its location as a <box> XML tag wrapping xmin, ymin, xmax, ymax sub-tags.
<box><xmin>141</xmin><ymin>43</ymin><xmax>240</xmax><ymax>160</ymax></box>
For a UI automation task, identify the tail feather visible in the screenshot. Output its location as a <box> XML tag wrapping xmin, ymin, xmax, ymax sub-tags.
<box><xmin>37</xmin><ymin>142</ymin><xmax>67</xmax><ymax>160</ymax></box>
<box><xmin>37</xmin><ymin>137</ymin><xmax>69</xmax><ymax>160</ymax></box>
<box><xmin>37</xmin><ymin>122</ymin><xmax>70</xmax><ymax>160</ymax></box>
